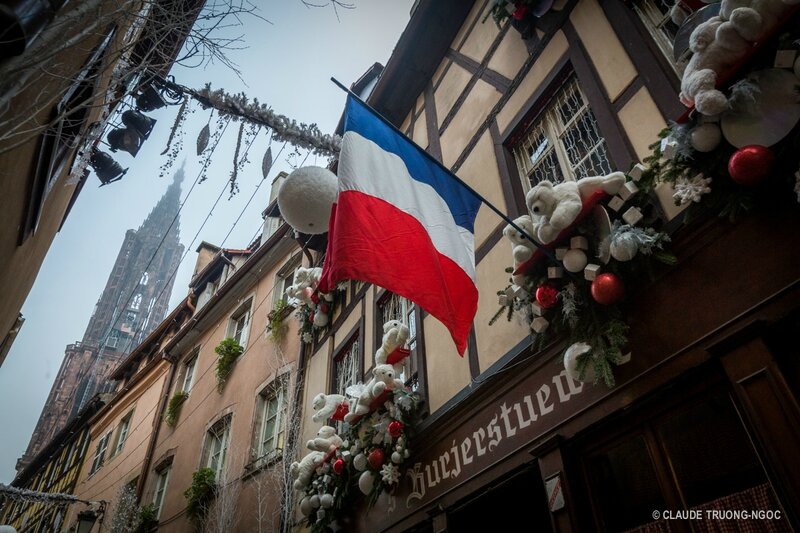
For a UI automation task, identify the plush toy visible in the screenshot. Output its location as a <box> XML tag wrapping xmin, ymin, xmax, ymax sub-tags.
<box><xmin>345</xmin><ymin>364</ymin><xmax>404</xmax><ymax>422</ymax></box>
<box><xmin>502</xmin><ymin>215</ymin><xmax>537</xmax><ymax>283</ymax></box>
<box><xmin>563</xmin><ymin>342</ymin><xmax>596</xmax><ymax>383</ymax></box>
<box><xmin>290</xmin><ymin>451</ymin><xmax>324</xmax><ymax>490</ymax></box>
<box><xmin>374</xmin><ymin>320</ymin><xmax>410</xmax><ymax>367</ymax></box>
<box><xmin>680</xmin><ymin>0</ymin><xmax>799</xmax><ymax>116</ymax></box>
<box><xmin>307</xmin><ymin>425</ymin><xmax>343</xmax><ymax>453</ymax></box>
<box><xmin>526</xmin><ymin>173</ymin><xmax>625</xmax><ymax>244</ymax></box>
<box><xmin>285</xmin><ymin>266</ymin><xmax>322</xmax><ymax>306</ymax></box>
<box><xmin>311</xmin><ymin>392</ymin><xmax>347</xmax><ymax>424</ymax></box>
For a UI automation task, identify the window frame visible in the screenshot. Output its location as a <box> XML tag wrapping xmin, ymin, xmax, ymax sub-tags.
<box><xmin>274</xmin><ymin>254</ymin><xmax>302</xmax><ymax>309</ymax></box>
<box><xmin>510</xmin><ymin>72</ymin><xmax>613</xmax><ymax>191</ymax></box>
<box><xmin>203</xmin><ymin>415</ymin><xmax>233</xmax><ymax>482</ymax></box>
<box><xmin>112</xmin><ymin>410</ymin><xmax>134</xmax><ymax>457</ymax></box>
<box><xmin>227</xmin><ymin>297</ymin><xmax>253</xmax><ymax>349</ymax></box>
<box><xmin>89</xmin><ymin>431</ymin><xmax>112</xmax><ymax>476</ymax></box>
<box><xmin>374</xmin><ymin>291</ymin><xmax>427</xmax><ymax>401</ymax></box>
<box><xmin>180</xmin><ymin>349</ymin><xmax>199</xmax><ymax>394</ymax></box>
<box><xmin>151</xmin><ymin>466</ymin><xmax>171</xmax><ymax>519</ymax></box>
<box><xmin>252</xmin><ymin>375</ymin><xmax>290</xmax><ymax>465</ymax></box>
<box><xmin>330</xmin><ymin>327</ymin><xmax>363</xmax><ymax>398</ymax></box>
<box><xmin>631</xmin><ymin>0</ymin><xmax>686</xmax><ymax>77</ymax></box>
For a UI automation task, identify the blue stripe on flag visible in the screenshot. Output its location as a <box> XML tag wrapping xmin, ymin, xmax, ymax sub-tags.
<box><xmin>343</xmin><ymin>96</ymin><xmax>481</xmax><ymax>233</ymax></box>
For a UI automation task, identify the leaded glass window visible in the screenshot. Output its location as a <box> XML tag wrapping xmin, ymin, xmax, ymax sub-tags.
<box><xmin>513</xmin><ymin>75</ymin><xmax>612</xmax><ymax>190</ymax></box>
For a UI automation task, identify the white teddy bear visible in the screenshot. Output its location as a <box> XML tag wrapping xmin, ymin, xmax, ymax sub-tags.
<box><xmin>345</xmin><ymin>364</ymin><xmax>404</xmax><ymax>422</ymax></box>
<box><xmin>502</xmin><ymin>215</ymin><xmax>537</xmax><ymax>284</ymax></box>
<box><xmin>680</xmin><ymin>0</ymin><xmax>800</xmax><ymax>116</ymax></box>
<box><xmin>374</xmin><ymin>320</ymin><xmax>410</xmax><ymax>368</ymax></box>
<box><xmin>526</xmin><ymin>172</ymin><xmax>625</xmax><ymax>244</ymax></box>
<box><xmin>311</xmin><ymin>392</ymin><xmax>347</xmax><ymax>424</ymax></box>
<box><xmin>306</xmin><ymin>425</ymin><xmax>343</xmax><ymax>453</ymax></box>
<box><xmin>290</xmin><ymin>450</ymin><xmax>324</xmax><ymax>490</ymax></box>
<box><xmin>285</xmin><ymin>266</ymin><xmax>322</xmax><ymax>306</ymax></box>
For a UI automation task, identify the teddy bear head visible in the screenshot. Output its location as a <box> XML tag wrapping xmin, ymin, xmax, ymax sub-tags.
<box><xmin>383</xmin><ymin>319</ymin><xmax>402</xmax><ymax>334</ymax></box>
<box><xmin>317</xmin><ymin>425</ymin><xmax>336</xmax><ymax>439</ymax></box>
<box><xmin>312</xmin><ymin>393</ymin><xmax>326</xmax><ymax>410</ymax></box>
<box><xmin>373</xmin><ymin>364</ymin><xmax>396</xmax><ymax>383</ymax></box>
<box><xmin>502</xmin><ymin>215</ymin><xmax>535</xmax><ymax>246</ymax></box>
<box><xmin>525</xmin><ymin>181</ymin><xmax>558</xmax><ymax>220</ymax></box>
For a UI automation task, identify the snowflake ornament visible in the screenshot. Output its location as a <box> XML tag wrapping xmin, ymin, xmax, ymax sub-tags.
<box><xmin>302</xmin><ymin>332</ymin><xmax>313</xmax><ymax>343</ymax></box>
<box><xmin>673</xmin><ymin>173</ymin><xmax>712</xmax><ymax>205</ymax></box>
<box><xmin>380</xmin><ymin>463</ymin><xmax>400</xmax><ymax>485</ymax></box>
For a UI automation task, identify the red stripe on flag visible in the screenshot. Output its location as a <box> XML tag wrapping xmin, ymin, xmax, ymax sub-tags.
<box><xmin>319</xmin><ymin>191</ymin><xmax>477</xmax><ymax>355</ymax></box>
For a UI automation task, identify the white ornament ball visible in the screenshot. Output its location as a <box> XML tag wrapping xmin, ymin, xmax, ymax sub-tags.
<box><xmin>690</xmin><ymin>123</ymin><xmax>722</xmax><ymax>153</ymax></box>
<box><xmin>391</xmin><ymin>451</ymin><xmax>403</xmax><ymax>464</ymax></box>
<box><xmin>309</xmin><ymin>494</ymin><xmax>321</xmax><ymax>508</ymax></box>
<box><xmin>563</xmin><ymin>342</ymin><xmax>595</xmax><ymax>382</ymax></box>
<box><xmin>299</xmin><ymin>497</ymin><xmax>313</xmax><ymax>516</ymax></box>
<box><xmin>562</xmin><ymin>249</ymin><xmax>588</xmax><ymax>273</ymax></box>
<box><xmin>313</xmin><ymin>312</ymin><xmax>329</xmax><ymax>328</ymax></box>
<box><xmin>320</xmin><ymin>493</ymin><xmax>334</xmax><ymax>508</ymax></box>
<box><xmin>358</xmin><ymin>471</ymin><xmax>376</xmax><ymax>495</ymax></box>
<box><xmin>353</xmin><ymin>453</ymin><xmax>367</xmax><ymax>471</ymax></box>
<box><xmin>276</xmin><ymin>166</ymin><xmax>338</xmax><ymax>234</ymax></box>
<box><xmin>609</xmin><ymin>234</ymin><xmax>639</xmax><ymax>262</ymax></box>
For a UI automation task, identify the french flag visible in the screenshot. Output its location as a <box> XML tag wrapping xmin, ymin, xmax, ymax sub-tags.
<box><xmin>318</xmin><ymin>96</ymin><xmax>481</xmax><ymax>355</ymax></box>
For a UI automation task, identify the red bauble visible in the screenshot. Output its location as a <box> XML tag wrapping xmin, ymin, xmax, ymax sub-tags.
<box><xmin>319</xmin><ymin>302</ymin><xmax>330</xmax><ymax>314</ymax></box>
<box><xmin>308</xmin><ymin>311</ymin><xmax>315</xmax><ymax>324</ymax></box>
<box><xmin>367</xmin><ymin>449</ymin><xmax>385</xmax><ymax>470</ymax></box>
<box><xmin>388</xmin><ymin>421</ymin><xmax>404</xmax><ymax>439</ymax></box>
<box><xmin>332</xmin><ymin>458</ymin><xmax>344</xmax><ymax>475</ymax></box>
<box><xmin>728</xmin><ymin>145</ymin><xmax>775</xmax><ymax>186</ymax></box>
<box><xmin>591</xmin><ymin>273</ymin><xmax>625</xmax><ymax>305</ymax></box>
<box><xmin>535</xmin><ymin>284</ymin><xmax>559</xmax><ymax>309</ymax></box>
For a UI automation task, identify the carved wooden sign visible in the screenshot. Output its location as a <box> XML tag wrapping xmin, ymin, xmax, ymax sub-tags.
<box><xmin>361</xmin><ymin>351</ymin><xmax>605</xmax><ymax>529</ymax></box>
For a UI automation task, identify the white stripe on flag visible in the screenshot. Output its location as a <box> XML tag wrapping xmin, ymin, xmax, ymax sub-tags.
<box><xmin>339</xmin><ymin>131</ymin><xmax>476</xmax><ymax>280</ymax></box>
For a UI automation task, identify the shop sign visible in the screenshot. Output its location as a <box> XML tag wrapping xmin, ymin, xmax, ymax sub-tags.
<box><xmin>364</xmin><ymin>352</ymin><xmax>605</xmax><ymax>529</ymax></box>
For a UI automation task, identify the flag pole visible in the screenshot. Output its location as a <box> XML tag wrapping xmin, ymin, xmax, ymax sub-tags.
<box><xmin>330</xmin><ymin>77</ymin><xmax>541</xmax><ymax>250</ymax></box>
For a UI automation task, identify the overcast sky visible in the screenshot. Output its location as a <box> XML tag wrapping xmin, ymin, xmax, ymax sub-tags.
<box><xmin>0</xmin><ymin>0</ymin><xmax>413</xmax><ymax>483</ymax></box>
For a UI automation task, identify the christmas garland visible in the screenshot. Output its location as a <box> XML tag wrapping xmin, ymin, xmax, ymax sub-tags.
<box><xmin>291</xmin><ymin>321</ymin><xmax>420</xmax><ymax>531</ymax></box>
<box><xmin>284</xmin><ymin>267</ymin><xmax>341</xmax><ymax>344</ymax></box>
<box><xmin>491</xmin><ymin>176</ymin><xmax>675</xmax><ymax>387</ymax></box>
<box><xmin>492</xmin><ymin>10</ymin><xmax>800</xmax><ymax>387</ymax></box>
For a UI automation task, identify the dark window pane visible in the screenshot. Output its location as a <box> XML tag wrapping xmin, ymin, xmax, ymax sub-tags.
<box><xmin>587</xmin><ymin>435</ymin><xmax>667</xmax><ymax>531</ymax></box>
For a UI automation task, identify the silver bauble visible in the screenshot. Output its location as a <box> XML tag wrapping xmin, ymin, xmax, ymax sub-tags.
<box><xmin>690</xmin><ymin>123</ymin><xmax>722</xmax><ymax>152</ymax></box>
<box><xmin>609</xmin><ymin>234</ymin><xmax>639</xmax><ymax>262</ymax></box>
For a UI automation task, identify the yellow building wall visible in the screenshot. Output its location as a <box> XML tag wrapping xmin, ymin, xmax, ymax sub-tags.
<box><xmin>440</xmin><ymin>79</ymin><xmax>501</xmax><ymax>167</ymax></box>
<box><xmin>569</xmin><ymin>0</ymin><xmax>636</xmax><ymax>102</ymax></box>
<box><xmin>422</xmin><ymin>315</ymin><xmax>472</xmax><ymax>413</ymax></box>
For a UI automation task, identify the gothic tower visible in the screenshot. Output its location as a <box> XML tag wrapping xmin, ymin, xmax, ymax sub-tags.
<box><xmin>18</xmin><ymin>169</ymin><xmax>185</xmax><ymax>470</ymax></box>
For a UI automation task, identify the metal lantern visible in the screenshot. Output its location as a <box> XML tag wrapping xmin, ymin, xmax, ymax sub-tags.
<box><xmin>89</xmin><ymin>149</ymin><xmax>127</xmax><ymax>185</ymax></box>
<box><xmin>75</xmin><ymin>510</ymin><xmax>98</xmax><ymax>533</ymax></box>
<box><xmin>107</xmin><ymin>127</ymin><xmax>142</xmax><ymax>156</ymax></box>
<box><xmin>135</xmin><ymin>85</ymin><xmax>167</xmax><ymax>111</ymax></box>
<box><xmin>121</xmin><ymin>109</ymin><xmax>156</xmax><ymax>138</ymax></box>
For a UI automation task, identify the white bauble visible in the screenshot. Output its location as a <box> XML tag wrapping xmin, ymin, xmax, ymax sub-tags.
<box><xmin>563</xmin><ymin>342</ymin><xmax>595</xmax><ymax>382</ymax></box>
<box><xmin>391</xmin><ymin>451</ymin><xmax>403</xmax><ymax>464</ymax></box>
<box><xmin>299</xmin><ymin>497</ymin><xmax>313</xmax><ymax>516</ymax></box>
<box><xmin>313</xmin><ymin>312</ymin><xmax>329</xmax><ymax>327</ymax></box>
<box><xmin>358</xmin><ymin>471</ymin><xmax>376</xmax><ymax>495</ymax></box>
<box><xmin>320</xmin><ymin>493</ymin><xmax>334</xmax><ymax>508</ymax></box>
<box><xmin>562</xmin><ymin>249</ymin><xmax>588</xmax><ymax>273</ymax></box>
<box><xmin>353</xmin><ymin>453</ymin><xmax>367</xmax><ymax>471</ymax></box>
<box><xmin>277</xmin><ymin>166</ymin><xmax>338</xmax><ymax>234</ymax></box>
<box><xmin>690</xmin><ymin>123</ymin><xmax>722</xmax><ymax>152</ymax></box>
<box><xmin>309</xmin><ymin>494</ymin><xmax>321</xmax><ymax>508</ymax></box>
<box><xmin>609</xmin><ymin>234</ymin><xmax>638</xmax><ymax>262</ymax></box>
<box><xmin>0</xmin><ymin>528</ymin><xmax>18</xmax><ymax>533</ymax></box>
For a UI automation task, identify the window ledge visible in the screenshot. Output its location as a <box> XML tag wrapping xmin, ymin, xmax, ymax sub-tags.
<box><xmin>242</xmin><ymin>450</ymin><xmax>283</xmax><ymax>479</ymax></box>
